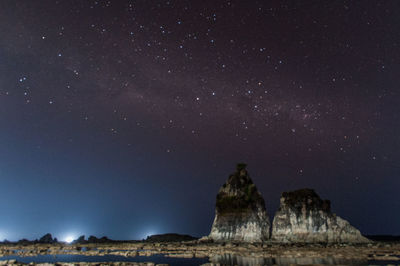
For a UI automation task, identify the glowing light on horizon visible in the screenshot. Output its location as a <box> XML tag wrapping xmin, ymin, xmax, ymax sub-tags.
<box><xmin>141</xmin><ymin>228</ymin><xmax>158</xmax><ymax>239</ymax></box>
<box><xmin>0</xmin><ymin>231</ymin><xmax>5</xmax><ymax>241</ymax></box>
<box><xmin>64</xmin><ymin>236</ymin><xmax>74</xmax><ymax>243</ymax></box>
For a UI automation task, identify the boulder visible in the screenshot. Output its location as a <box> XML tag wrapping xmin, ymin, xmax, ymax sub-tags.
<box><xmin>208</xmin><ymin>163</ymin><xmax>270</xmax><ymax>242</ymax></box>
<box><xmin>271</xmin><ymin>188</ymin><xmax>369</xmax><ymax>243</ymax></box>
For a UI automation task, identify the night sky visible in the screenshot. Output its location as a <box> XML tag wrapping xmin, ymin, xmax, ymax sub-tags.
<box><xmin>1</xmin><ymin>0</ymin><xmax>399</xmax><ymax>241</ymax></box>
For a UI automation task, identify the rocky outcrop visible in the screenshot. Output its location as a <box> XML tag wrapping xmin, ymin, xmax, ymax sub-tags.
<box><xmin>72</xmin><ymin>235</ymin><xmax>86</xmax><ymax>244</ymax></box>
<box><xmin>208</xmin><ymin>163</ymin><xmax>270</xmax><ymax>242</ymax></box>
<box><xmin>38</xmin><ymin>233</ymin><xmax>57</xmax><ymax>244</ymax></box>
<box><xmin>271</xmin><ymin>188</ymin><xmax>369</xmax><ymax>243</ymax></box>
<box><xmin>87</xmin><ymin>236</ymin><xmax>113</xmax><ymax>243</ymax></box>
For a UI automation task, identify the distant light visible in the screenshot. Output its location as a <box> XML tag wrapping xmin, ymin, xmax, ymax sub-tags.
<box><xmin>142</xmin><ymin>229</ymin><xmax>157</xmax><ymax>239</ymax></box>
<box><xmin>65</xmin><ymin>236</ymin><xmax>74</xmax><ymax>243</ymax></box>
<box><xmin>144</xmin><ymin>232</ymin><xmax>154</xmax><ymax>239</ymax></box>
<box><xmin>0</xmin><ymin>231</ymin><xmax>6</xmax><ymax>241</ymax></box>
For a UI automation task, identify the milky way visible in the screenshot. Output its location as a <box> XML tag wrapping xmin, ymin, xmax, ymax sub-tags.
<box><xmin>0</xmin><ymin>1</ymin><xmax>399</xmax><ymax>241</ymax></box>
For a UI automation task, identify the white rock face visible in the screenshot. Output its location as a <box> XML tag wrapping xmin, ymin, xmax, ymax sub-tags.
<box><xmin>209</xmin><ymin>208</ymin><xmax>270</xmax><ymax>242</ymax></box>
<box><xmin>271</xmin><ymin>189</ymin><xmax>370</xmax><ymax>243</ymax></box>
<box><xmin>208</xmin><ymin>164</ymin><xmax>270</xmax><ymax>242</ymax></box>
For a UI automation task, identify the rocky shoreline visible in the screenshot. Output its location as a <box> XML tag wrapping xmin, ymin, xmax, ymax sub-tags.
<box><xmin>0</xmin><ymin>241</ymin><xmax>399</xmax><ymax>265</ymax></box>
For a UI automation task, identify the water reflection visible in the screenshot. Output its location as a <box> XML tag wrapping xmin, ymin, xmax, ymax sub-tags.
<box><xmin>210</xmin><ymin>253</ymin><xmax>369</xmax><ymax>265</ymax></box>
<box><xmin>210</xmin><ymin>254</ymin><xmax>273</xmax><ymax>265</ymax></box>
<box><xmin>0</xmin><ymin>254</ymin><xmax>208</xmax><ymax>266</ymax></box>
<box><xmin>0</xmin><ymin>253</ymin><xmax>395</xmax><ymax>266</ymax></box>
<box><xmin>275</xmin><ymin>256</ymin><xmax>368</xmax><ymax>265</ymax></box>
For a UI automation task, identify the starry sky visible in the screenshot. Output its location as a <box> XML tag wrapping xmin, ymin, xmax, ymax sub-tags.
<box><xmin>0</xmin><ymin>0</ymin><xmax>399</xmax><ymax>241</ymax></box>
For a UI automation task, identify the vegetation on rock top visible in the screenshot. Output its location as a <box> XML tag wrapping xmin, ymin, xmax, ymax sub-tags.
<box><xmin>216</xmin><ymin>164</ymin><xmax>265</xmax><ymax>214</ymax></box>
<box><xmin>281</xmin><ymin>188</ymin><xmax>331</xmax><ymax>214</ymax></box>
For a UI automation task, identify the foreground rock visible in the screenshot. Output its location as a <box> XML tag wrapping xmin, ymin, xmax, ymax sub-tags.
<box><xmin>271</xmin><ymin>188</ymin><xmax>370</xmax><ymax>243</ymax></box>
<box><xmin>208</xmin><ymin>163</ymin><xmax>270</xmax><ymax>242</ymax></box>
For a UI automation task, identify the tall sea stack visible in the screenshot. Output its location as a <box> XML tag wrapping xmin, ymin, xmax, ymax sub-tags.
<box><xmin>208</xmin><ymin>163</ymin><xmax>270</xmax><ymax>242</ymax></box>
<box><xmin>271</xmin><ymin>189</ymin><xmax>369</xmax><ymax>243</ymax></box>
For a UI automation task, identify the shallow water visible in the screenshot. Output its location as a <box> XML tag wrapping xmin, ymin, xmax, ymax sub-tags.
<box><xmin>0</xmin><ymin>254</ymin><xmax>208</xmax><ymax>266</ymax></box>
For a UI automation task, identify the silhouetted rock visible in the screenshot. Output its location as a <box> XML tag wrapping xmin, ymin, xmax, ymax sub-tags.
<box><xmin>72</xmin><ymin>235</ymin><xmax>86</xmax><ymax>244</ymax></box>
<box><xmin>39</xmin><ymin>233</ymin><xmax>56</xmax><ymax>244</ymax></box>
<box><xmin>99</xmin><ymin>236</ymin><xmax>111</xmax><ymax>243</ymax></box>
<box><xmin>87</xmin><ymin>235</ymin><xmax>98</xmax><ymax>243</ymax></box>
<box><xmin>145</xmin><ymin>233</ymin><xmax>198</xmax><ymax>242</ymax></box>
<box><xmin>17</xmin><ymin>239</ymin><xmax>31</xmax><ymax>245</ymax></box>
<box><xmin>271</xmin><ymin>188</ymin><xmax>369</xmax><ymax>243</ymax></box>
<box><xmin>87</xmin><ymin>235</ymin><xmax>112</xmax><ymax>243</ymax></box>
<box><xmin>208</xmin><ymin>163</ymin><xmax>270</xmax><ymax>242</ymax></box>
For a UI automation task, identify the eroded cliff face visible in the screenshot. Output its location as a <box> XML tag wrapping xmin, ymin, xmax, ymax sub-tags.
<box><xmin>208</xmin><ymin>164</ymin><xmax>270</xmax><ymax>242</ymax></box>
<box><xmin>271</xmin><ymin>189</ymin><xmax>369</xmax><ymax>243</ymax></box>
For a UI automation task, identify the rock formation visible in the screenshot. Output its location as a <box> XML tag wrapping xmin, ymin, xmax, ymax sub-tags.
<box><xmin>271</xmin><ymin>188</ymin><xmax>369</xmax><ymax>243</ymax></box>
<box><xmin>72</xmin><ymin>235</ymin><xmax>86</xmax><ymax>244</ymax></box>
<box><xmin>38</xmin><ymin>233</ymin><xmax>57</xmax><ymax>244</ymax></box>
<box><xmin>208</xmin><ymin>163</ymin><xmax>270</xmax><ymax>242</ymax></box>
<box><xmin>87</xmin><ymin>236</ymin><xmax>112</xmax><ymax>243</ymax></box>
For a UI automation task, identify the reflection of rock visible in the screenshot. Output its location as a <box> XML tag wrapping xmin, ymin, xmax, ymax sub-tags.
<box><xmin>208</xmin><ymin>163</ymin><xmax>270</xmax><ymax>242</ymax></box>
<box><xmin>208</xmin><ymin>254</ymin><xmax>368</xmax><ymax>266</ymax></box>
<box><xmin>210</xmin><ymin>253</ymin><xmax>274</xmax><ymax>266</ymax></box>
<box><xmin>271</xmin><ymin>189</ymin><xmax>369</xmax><ymax>243</ymax></box>
<box><xmin>274</xmin><ymin>257</ymin><xmax>368</xmax><ymax>265</ymax></box>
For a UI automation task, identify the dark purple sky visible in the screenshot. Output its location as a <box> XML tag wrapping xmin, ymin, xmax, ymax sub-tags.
<box><xmin>0</xmin><ymin>0</ymin><xmax>399</xmax><ymax>241</ymax></box>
